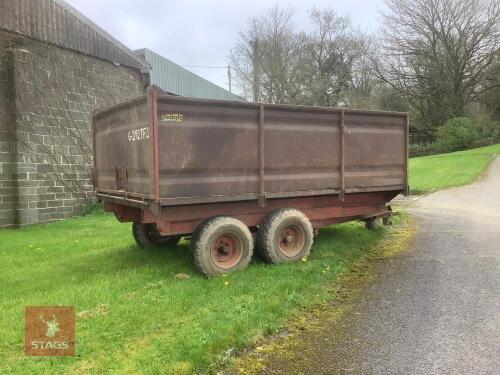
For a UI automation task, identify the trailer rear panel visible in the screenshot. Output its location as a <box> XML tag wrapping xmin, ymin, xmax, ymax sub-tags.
<box><xmin>93</xmin><ymin>96</ymin><xmax>153</xmax><ymax>197</ymax></box>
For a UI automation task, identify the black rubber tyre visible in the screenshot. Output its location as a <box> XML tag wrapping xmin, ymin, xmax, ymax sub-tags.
<box><xmin>258</xmin><ymin>208</ymin><xmax>314</xmax><ymax>264</ymax></box>
<box><xmin>190</xmin><ymin>216</ymin><xmax>253</xmax><ymax>277</ymax></box>
<box><xmin>364</xmin><ymin>218</ymin><xmax>382</xmax><ymax>230</ymax></box>
<box><xmin>132</xmin><ymin>222</ymin><xmax>181</xmax><ymax>247</ymax></box>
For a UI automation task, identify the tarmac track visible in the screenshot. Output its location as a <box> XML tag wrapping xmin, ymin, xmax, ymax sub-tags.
<box><xmin>257</xmin><ymin>156</ymin><xmax>500</xmax><ymax>375</ymax></box>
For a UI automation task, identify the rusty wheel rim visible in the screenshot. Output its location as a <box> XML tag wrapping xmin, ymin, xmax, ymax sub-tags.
<box><xmin>277</xmin><ymin>224</ymin><xmax>305</xmax><ymax>257</ymax></box>
<box><xmin>210</xmin><ymin>232</ymin><xmax>243</xmax><ymax>269</ymax></box>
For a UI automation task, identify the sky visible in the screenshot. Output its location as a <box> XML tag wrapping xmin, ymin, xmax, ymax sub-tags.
<box><xmin>65</xmin><ymin>0</ymin><xmax>387</xmax><ymax>92</ymax></box>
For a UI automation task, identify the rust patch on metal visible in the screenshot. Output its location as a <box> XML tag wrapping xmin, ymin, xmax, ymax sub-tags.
<box><xmin>278</xmin><ymin>224</ymin><xmax>306</xmax><ymax>257</ymax></box>
<box><xmin>211</xmin><ymin>233</ymin><xmax>244</xmax><ymax>269</ymax></box>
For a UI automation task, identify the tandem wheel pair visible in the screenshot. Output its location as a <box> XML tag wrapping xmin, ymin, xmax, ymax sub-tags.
<box><xmin>132</xmin><ymin>208</ymin><xmax>385</xmax><ymax>277</ymax></box>
<box><xmin>132</xmin><ymin>208</ymin><xmax>314</xmax><ymax>277</ymax></box>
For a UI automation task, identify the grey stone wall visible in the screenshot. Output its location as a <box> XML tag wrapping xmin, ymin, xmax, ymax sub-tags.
<box><xmin>0</xmin><ymin>33</ymin><xmax>18</xmax><ymax>227</ymax></box>
<box><xmin>0</xmin><ymin>31</ymin><xmax>145</xmax><ymax>228</ymax></box>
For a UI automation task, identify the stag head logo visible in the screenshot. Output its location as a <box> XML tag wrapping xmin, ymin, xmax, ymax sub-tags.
<box><xmin>25</xmin><ymin>306</ymin><xmax>75</xmax><ymax>356</ymax></box>
<box><xmin>40</xmin><ymin>314</ymin><xmax>60</xmax><ymax>337</ymax></box>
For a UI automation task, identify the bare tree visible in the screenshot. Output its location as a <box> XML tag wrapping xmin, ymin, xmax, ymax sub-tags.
<box><xmin>300</xmin><ymin>8</ymin><xmax>363</xmax><ymax>107</ymax></box>
<box><xmin>344</xmin><ymin>34</ymin><xmax>381</xmax><ymax>109</ymax></box>
<box><xmin>477</xmin><ymin>53</ymin><xmax>500</xmax><ymax>121</ymax></box>
<box><xmin>374</xmin><ymin>0</ymin><xmax>500</xmax><ymax>138</ymax></box>
<box><xmin>230</xmin><ymin>5</ymin><xmax>370</xmax><ymax>108</ymax></box>
<box><xmin>229</xmin><ymin>5</ymin><xmax>304</xmax><ymax>104</ymax></box>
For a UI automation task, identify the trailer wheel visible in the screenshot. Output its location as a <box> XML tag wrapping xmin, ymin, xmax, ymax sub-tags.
<box><xmin>191</xmin><ymin>216</ymin><xmax>253</xmax><ymax>277</ymax></box>
<box><xmin>132</xmin><ymin>222</ymin><xmax>181</xmax><ymax>247</ymax></box>
<box><xmin>258</xmin><ymin>209</ymin><xmax>313</xmax><ymax>264</ymax></box>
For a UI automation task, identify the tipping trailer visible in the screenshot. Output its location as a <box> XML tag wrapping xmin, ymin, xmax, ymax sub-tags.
<box><xmin>92</xmin><ymin>88</ymin><xmax>409</xmax><ymax>276</ymax></box>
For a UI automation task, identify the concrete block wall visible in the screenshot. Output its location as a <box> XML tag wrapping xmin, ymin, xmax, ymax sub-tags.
<box><xmin>0</xmin><ymin>34</ymin><xmax>18</xmax><ymax>227</ymax></box>
<box><xmin>0</xmin><ymin>32</ymin><xmax>145</xmax><ymax>228</ymax></box>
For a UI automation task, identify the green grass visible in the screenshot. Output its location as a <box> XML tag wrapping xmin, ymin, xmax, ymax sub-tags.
<box><xmin>409</xmin><ymin>143</ymin><xmax>500</xmax><ymax>194</ymax></box>
<box><xmin>4</xmin><ymin>143</ymin><xmax>495</xmax><ymax>374</ymax></box>
<box><xmin>0</xmin><ymin>212</ymin><xmax>389</xmax><ymax>374</ymax></box>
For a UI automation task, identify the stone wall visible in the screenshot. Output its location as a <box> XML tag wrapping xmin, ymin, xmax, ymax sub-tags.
<box><xmin>0</xmin><ymin>31</ymin><xmax>145</xmax><ymax>228</ymax></box>
<box><xmin>0</xmin><ymin>33</ymin><xmax>18</xmax><ymax>227</ymax></box>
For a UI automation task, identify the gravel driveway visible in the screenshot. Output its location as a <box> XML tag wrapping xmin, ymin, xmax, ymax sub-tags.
<box><xmin>254</xmin><ymin>156</ymin><xmax>500</xmax><ymax>375</ymax></box>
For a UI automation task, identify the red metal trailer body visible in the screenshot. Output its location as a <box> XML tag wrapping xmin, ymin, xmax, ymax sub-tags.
<box><xmin>92</xmin><ymin>88</ymin><xmax>408</xmax><ymax>275</ymax></box>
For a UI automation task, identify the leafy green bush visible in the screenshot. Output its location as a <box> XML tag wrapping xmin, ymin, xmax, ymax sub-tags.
<box><xmin>480</xmin><ymin>120</ymin><xmax>500</xmax><ymax>139</ymax></box>
<box><xmin>409</xmin><ymin>143</ymin><xmax>441</xmax><ymax>157</ymax></box>
<box><xmin>410</xmin><ymin>117</ymin><xmax>499</xmax><ymax>157</ymax></box>
<box><xmin>435</xmin><ymin>117</ymin><xmax>478</xmax><ymax>152</ymax></box>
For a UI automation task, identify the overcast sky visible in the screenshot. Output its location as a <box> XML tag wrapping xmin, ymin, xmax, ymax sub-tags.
<box><xmin>65</xmin><ymin>0</ymin><xmax>387</xmax><ymax>91</ymax></box>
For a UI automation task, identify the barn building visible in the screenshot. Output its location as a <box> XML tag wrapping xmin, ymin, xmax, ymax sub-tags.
<box><xmin>0</xmin><ymin>0</ymin><xmax>237</xmax><ymax>228</ymax></box>
<box><xmin>137</xmin><ymin>48</ymin><xmax>242</xmax><ymax>101</ymax></box>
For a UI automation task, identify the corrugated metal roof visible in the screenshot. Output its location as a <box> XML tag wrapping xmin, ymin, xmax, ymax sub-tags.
<box><xmin>137</xmin><ymin>48</ymin><xmax>243</xmax><ymax>101</ymax></box>
<box><xmin>0</xmin><ymin>0</ymin><xmax>149</xmax><ymax>72</ymax></box>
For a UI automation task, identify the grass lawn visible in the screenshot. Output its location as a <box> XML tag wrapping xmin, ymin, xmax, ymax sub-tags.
<box><xmin>0</xmin><ymin>212</ymin><xmax>392</xmax><ymax>374</ymax></box>
<box><xmin>409</xmin><ymin>143</ymin><xmax>500</xmax><ymax>194</ymax></box>
<box><xmin>3</xmin><ymin>143</ymin><xmax>495</xmax><ymax>374</ymax></box>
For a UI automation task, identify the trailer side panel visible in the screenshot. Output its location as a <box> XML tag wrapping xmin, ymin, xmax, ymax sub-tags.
<box><xmin>154</xmin><ymin>96</ymin><xmax>407</xmax><ymax>203</ymax></box>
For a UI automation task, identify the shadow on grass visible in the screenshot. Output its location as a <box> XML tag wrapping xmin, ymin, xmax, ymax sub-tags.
<box><xmin>70</xmin><ymin>223</ymin><xmax>379</xmax><ymax>278</ymax></box>
<box><xmin>64</xmin><ymin>243</ymin><xmax>196</xmax><ymax>277</ymax></box>
<box><xmin>0</xmin><ymin>243</ymin><xmax>197</xmax><ymax>295</ymax></box>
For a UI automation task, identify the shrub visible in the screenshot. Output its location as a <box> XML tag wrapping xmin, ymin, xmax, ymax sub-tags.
<box><xmin>435</xmin><ymin>117</ymin><xmax>478</xmax><ymax>152</ymax></box>
<box><xmin>410</xmin><ymin>117</ymin><xmax>499</xmax><ymax>157</ymax></box>
<box><xmin>409</xmin><ymin>142</ymin><xmax>441</xmax><ymax>157</ymax></box>
<box><xmin>480</xmin><ymin>120</ymin><xmax>500</xmax><ymax>139</ymax></box>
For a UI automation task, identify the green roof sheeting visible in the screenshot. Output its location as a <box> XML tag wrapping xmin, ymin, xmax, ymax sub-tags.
<box><xmin>137</xmin><ymin>48</ymin><xmax>243</xmax><ymax>101</ymax></box>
